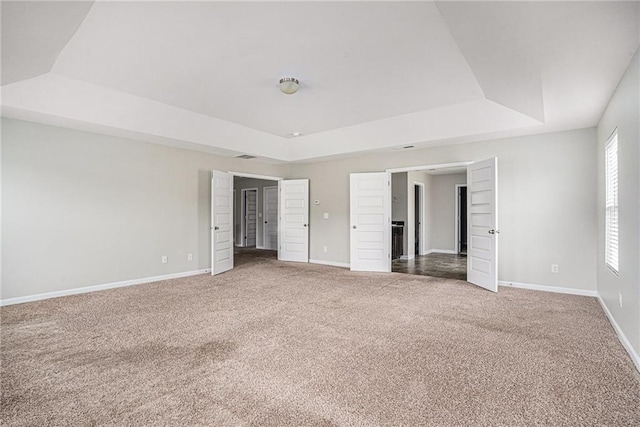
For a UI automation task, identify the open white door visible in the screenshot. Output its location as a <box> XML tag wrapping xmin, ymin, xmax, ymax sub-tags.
<box><xmin>211</xmin><ymin>170</ymin><xmax>234</xmax><ymax>275</ymax></box>
<box><xmin>278</xmin><ymin>179</ymin><xmax>309</xmax><ymax>262</ymax></box>
<box><xmin>264</xmin><ymin>186</ymin><xmax>278</xmax><ymax>250</ymax></box>
<box><xmin>467</xmin><ymin>158</ymin><xmax>498</xmax><ymax>292</ymax></box>
<box><xmin>350</xmin><ymin>172</ymin><xmax>391</xmax><ymax>272</ymax></box>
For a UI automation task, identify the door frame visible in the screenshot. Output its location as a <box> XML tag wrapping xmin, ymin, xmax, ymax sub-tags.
<box><xmin>229</xmin><ymin>172</ymin><xmax>283</xmax><ymax>252</ymax></box>
<box><xmin>454</xmin><ymin>184</ymin><xmax>468</xmax><ymax>254</ymax></box>
<box><xmin>263</xmin><ymin>186</ymin><xmax>278</xmax><ymax>250</ymax></box>
<box><xmin>413</xmin><ymin>182</ymin><xmax>426</xmax><ymax>256</ymax></box>
<box><xmin>241</xmin><ymin>188</ymin><xmax>258</xmax><ymax>248</ymax></box>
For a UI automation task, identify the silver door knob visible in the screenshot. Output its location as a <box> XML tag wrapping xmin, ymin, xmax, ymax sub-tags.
<box><xmin>488</xmin><ymin>229</ymin><xmax>500</xmax><ymax>234</ymax></box>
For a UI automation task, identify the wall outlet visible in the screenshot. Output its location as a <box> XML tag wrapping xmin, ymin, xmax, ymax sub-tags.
<box><xmin>618</xmin><ymin>293</ymin><xmax>623</xmax><ymax>308</ymax></box>
<box><xmin>323</xmin><ymin>212</ymin><xmax>329</xmax><ymax>219</ymax></box>
<box><xmin>162</xmin><ymin>255</ymin><xmax>168</xmax><ymax>264</ymax></box>
<box><xmin>323</xmin><ymin>246</ymin><xmax>328</xmax><ymax>253</ymax></box>
<box><xmin>187</xmin><ymin>253</ymin><xmax>193</xmax><ymax>261</ymax></box>
<box><xmin>551</xmin><ymin>264</ymin><xmax>559</xmax><ymax>273</ymax></box>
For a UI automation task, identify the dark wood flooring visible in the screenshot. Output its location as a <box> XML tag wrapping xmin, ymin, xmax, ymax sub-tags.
<box><xmin>235</xmin><ymin>247</ymin><xmax>467</xmax><ymax>281</ymax></box>
<box><xmin>392</xmin><ymin>253</ymin><xmax>467</xmax><ymax>280</ymax></box>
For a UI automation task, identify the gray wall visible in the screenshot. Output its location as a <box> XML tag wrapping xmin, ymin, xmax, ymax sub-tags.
<box><xmin>1</xmin><ymin>118</ymin><xmax>287</xmax><ymax>300</ymax></box>
<box><xmin>234</xmin><ymin>177</ymin><xmax>279</xmax><ymax>248</ymax></box>
<box><xmin>596</xmin><ymin>48</ymin><xmax>640</xmax><ymax>356</ymax></box>
<box><xmin>429</xmin><ymin>173</ymin><xmax>467</xmax><ymax>251</ymax></box>
<box><xmin>290</xmin><ymin>127</ymin><xmax>598</xmax><ymax>292</ymax></box>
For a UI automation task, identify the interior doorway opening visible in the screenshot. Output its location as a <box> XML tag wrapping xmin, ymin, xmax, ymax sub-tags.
<box><xmin>232</xmin><ymin>174</ymin><xmax>281</xmax><ymax>265</ymax></box>
<box><xmin>389</xmin><ymin>166</ymin><xmax>468</xmax><ymax>281</ymax></box>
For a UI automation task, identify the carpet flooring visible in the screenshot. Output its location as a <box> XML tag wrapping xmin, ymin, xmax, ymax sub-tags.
<box><xmin>2</xmin><ymin>252</ymin><xmax>639</xmax><ymax>426</ymax></box>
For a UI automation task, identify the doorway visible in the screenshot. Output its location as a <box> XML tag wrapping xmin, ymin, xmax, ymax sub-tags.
<box><xmin>456</xmin><ymin>185</ymin><xmax>468</xmax><ymax>255</ymax></box>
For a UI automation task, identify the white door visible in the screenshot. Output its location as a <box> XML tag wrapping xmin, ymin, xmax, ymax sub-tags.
<box><xmin>279</xmin><ymin>179</ymin><xmax>309</xmax><ymax>262</ymax></box>
<box><xmin>350</xmin><ymin>172</ymin><xmax>391</xmax><ymax>272</ymax></box>
<box><xmin>211</xmin><ymin>170</ymin><xmax>234</xmax><ymax>275</ymax></box>
<box><xmin>244</xmin><ymin>189</ymin><xmax>257</xmax><ymax>247</ymax></box>
<box><xmin>467</xmin><ymin>158</ymin><xmax>498</xmax><ymax>292</ymax></box>
<box><xmin>264</xmin><ymin>186</ymin><xmax>278</xmax><ymax>250</ymax></box>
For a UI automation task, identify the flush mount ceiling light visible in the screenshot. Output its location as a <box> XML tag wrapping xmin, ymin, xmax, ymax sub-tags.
<box><xmin>288</xmin><ymin>132</ymin><xmax>303</xmax><ymax>138</ymax></box>
<box><xmin>279</xmin><ymin>77</ymin><xmax>299</xmax><ymax>95</ymax></box>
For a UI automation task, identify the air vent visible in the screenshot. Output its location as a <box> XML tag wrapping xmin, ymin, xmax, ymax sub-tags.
<box><xmin>235</xmin><ymin>154</ymin><xmax>257</xmax><ymax>160</ymax></box>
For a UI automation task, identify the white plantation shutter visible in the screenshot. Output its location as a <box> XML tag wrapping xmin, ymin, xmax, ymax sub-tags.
<box><xmin>605</xmin><ymin>131</ymin><xmax>619</xmax><ymax>273</ymax></box>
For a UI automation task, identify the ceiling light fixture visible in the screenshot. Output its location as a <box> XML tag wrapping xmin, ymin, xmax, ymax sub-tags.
<box><xmin>279</xmin><ymin>77</ymin><xmax>299</xmax><ymax>95</ymax></box>
<box><xmin>288</xmin><ymin>132</ymin><xmax>302</xmax><ymax>138</ymax></box>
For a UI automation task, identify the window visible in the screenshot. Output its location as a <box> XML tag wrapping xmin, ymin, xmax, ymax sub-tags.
<box><xmin>605</xmin><ymin>130</ymin><xmax>619</xmax><ymax>273</ymax></box>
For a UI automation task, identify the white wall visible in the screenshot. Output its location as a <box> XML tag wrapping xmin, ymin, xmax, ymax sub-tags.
<box><xmin>290</xmin><ymin>127</ymin><xmax>598</xmax><ymax>292</ymax></box>
<box><xmin>596</xmin><ymin>48</ymin><xmax>640</xmax><ymax>357</ymax></box>
<box><xmin>1</xmin><ymin>118</ymin><xmax>287</xmax><ymax>300</ymax></box>
<box><xmin>233</xmin><ymin>177</ymin><xmax>279</xmax><ymax>248</ymax></box>
<box><xmin>429</xmin><ymin>173</ymin><xmax>467</xmax><ymax>251</ymax></box>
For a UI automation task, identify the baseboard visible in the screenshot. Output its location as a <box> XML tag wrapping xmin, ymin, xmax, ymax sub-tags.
<box><xmin>400</xmin><ymin>254</ymin><xmax>415</xmax><ymax>260</ymax></box>
<box><xmin>597</xmin><ymin>295</ymin><xmax>640</xmax><ymax>372</ymax></box>
<box><xmin>309</xmin><ymin>259</ymin><xmax>350</xmax><ymax>269</ymax></box>
<box><xmin>430</xmin><ymin>249</ymin><xmax>457</xmax><ymax>254</ymax></box>
<box><xmin>0</xmin><ymin>269</ymin><xmax>211</xmax><ymax>307</ymax></box>
<box><xmin>498</xmin><ymin>281</ymin><xmax>598</xmax><ymax>297</ymax></box>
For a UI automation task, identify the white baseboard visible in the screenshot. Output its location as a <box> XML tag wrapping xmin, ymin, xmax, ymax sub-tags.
<box><xmin>422</xmin><ymin>249</ymin><xmax>457</xmax><ymax>255</ymax></box>
<box><xmin>597</xmin><ymin>295</ymin><xmax>640</xmax><ymax>372</ymax></box>
<box><xmin>309</xmin><ymin>259</ymin><xmax>350</xmax><ymax>269</ymax></box>
<box><xmin>0</xmin><ymin>269</ymin><xmax>211</xmax><ymax>307</ymax></box>
<box><xmin>399</xmin><ymin>254</ymin><xmax>415</xmax><ymax>260</ymax></box>
<box><xmin>498</xmin><ymin>281</ymin><xmax>598</xmax><ymax>297</ymax></box>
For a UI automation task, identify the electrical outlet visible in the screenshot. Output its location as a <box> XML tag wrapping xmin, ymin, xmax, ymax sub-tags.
<box><xmin>162</xmin><ymin>255</ymin><xmax>168</xmax><ymax>264</ymax></box>
<box><xmin>551</xmin><ymin>264</ymin><xmax>559</xmax><ymax>273</ymax></box>
<box><xmin>187</xmin><ymin>253</ymin><xmax>193</xmax><ymax>261</ymax></box>
<box><xmin>618</xmin><ymin>293</ymin><xmax>623</xmax><ymax>308</ymax></box>
<box><xmin>323</xmin><ymin>246</ymin><xmax>328</xmax><ymax>253</ymax></box>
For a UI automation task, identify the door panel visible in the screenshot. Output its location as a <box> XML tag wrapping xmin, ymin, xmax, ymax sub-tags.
<box><xmin>264</xmin><ymin>186</ymin><xmax>278</xmax><ymax>250</ymax></box>
<box><xmin>466</xmin><ymin>158</ymin><xmax>498</xmax><ymax>292</ymax></box>
<box><xmin>350</xmin><ymin>172</ymin><xmax>391</xmax><ymax>272</ymax></box>
<box><xmin>244</xmin><ymin>189</ymin><xmax>257</xmax><ymax>247</ymax></box>
<box><xmin>211</xmin><ymin>170</ymin><xmax>233</xmax><ymax>275</ymax></box>
<box><xmin>278</xmin><ymin>179</ymin><xmax>309</xmax><ymax>262</ymax></box>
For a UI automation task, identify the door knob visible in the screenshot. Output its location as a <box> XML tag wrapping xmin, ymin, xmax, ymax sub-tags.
<box><xmin>488</xmin><ymin>229</ymin><xmax>500</xmax><ymax>234</ymax></box>
<box><xmin>265</xmin><ymin>221</ymin><xmax>268</xmax><ymax>224</ymax></box>
<box><xmin>352</xmin><ymin>225</ymin><xmax>357</xmax><ymax>229</ymax></box>
<box><xmin>214</xmin><ymin>226</ymin><xmax>219</xmax><ymax>230</ymax></box>
<box><xmin>303</xmin><ymin>224</ymin><xmax>308</xmax><ymax>227</ymax></box>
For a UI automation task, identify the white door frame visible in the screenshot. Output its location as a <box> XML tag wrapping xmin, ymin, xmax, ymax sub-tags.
<box><xmin>241</xmin><ymin>188</ymin><xmax>258</xmax><ymax>247</ymax></box>
<box><xmin>263</xmin><ymin>186</ymin><xmax>278</xmax><ymax>250</ymax></box>
<box><xmin>454</xmin><ymin>184</ymin><xmax>468</xmax><ymax>254</ymax></box>
<box><xmin>230</xmin><ymin>172</ymin><xmax>283</xmax><ymax>249</ymax></box>
<box><xmin>413</xmin><ymin>182</ymin><xmax>426</xmax><ymax>256</ymax></box>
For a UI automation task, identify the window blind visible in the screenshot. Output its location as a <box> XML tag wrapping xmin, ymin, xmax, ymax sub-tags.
<box><xmin>605</xmin><ymin>132</ymin><xmax>618</xmax><ymax>273</ymax></box>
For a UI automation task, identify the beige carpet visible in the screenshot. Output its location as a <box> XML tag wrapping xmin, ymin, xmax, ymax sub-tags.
<box><xmin>2</xmin><ymin>252</ymin><xmax>639</xmax><ymax>426</ymax></box>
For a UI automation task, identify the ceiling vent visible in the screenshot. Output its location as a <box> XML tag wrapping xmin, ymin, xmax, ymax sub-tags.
<box><xmin>235</xmin><ymin>154</ymin><xmax>257</xmax><ymax>160</ymax></box>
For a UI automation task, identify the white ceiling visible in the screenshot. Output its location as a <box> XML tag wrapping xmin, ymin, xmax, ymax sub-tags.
<box><xmin>2</xmin><ymin>1</ymin><xmax>639</xmax><ymax>163</ymax></box>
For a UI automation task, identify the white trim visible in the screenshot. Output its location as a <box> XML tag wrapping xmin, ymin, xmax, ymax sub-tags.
<box><xmin>413</xmin><ymin>182</ymin><xmax>425</xmax><ymax>257</ymax></box>
<box><xmin>498</xmin><ymin>281</ymin><xmax>597</xmax><ymax>297</ymax></box>
<box><xmin>263</xmin><ymin>185</ymin><xmax>279</xmax><ymax>251</ymax></box>
<box><xmin>597</xmin><ymin>294</ymin><xmax>640</xmax><ymax>372</ymax></box>
<box><xmin>430</xmin><ymin>249</ymin><xmax>457</xmax><ymax>255</ymax></box>
<box><xmin>400</xmin><ymin>254</ymin><xmax>415</xmax><ymax>260</ymax></box>
<box><xmin>386</xmin><ymin>161</ymin><xmax>473</xmax><ymax>174</ymax></box>
<box><xmin>229</xmin><ymin>171</ymin><xmax>283</xmax><ymax>181</ymax></box>
<box><xmin>0</xmin><ymin>269</ymin><xmax>211</xmax><ymax>307</ymax></box>
<box><xmin>310</xmin><ymin>259</ymin><xmax>350</xmax><ymax>269</ymax></box>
